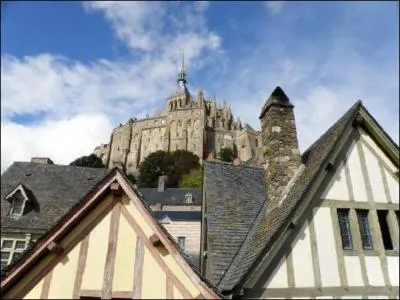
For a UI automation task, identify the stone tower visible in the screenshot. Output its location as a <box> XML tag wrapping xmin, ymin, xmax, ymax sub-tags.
<box><xmin>259</xmin><ymin>86</ymin><xmax>301</xmax><ymax>208</ymax></box>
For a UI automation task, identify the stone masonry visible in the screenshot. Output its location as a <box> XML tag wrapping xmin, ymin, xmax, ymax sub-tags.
<box><xmin>259</xmin><ymin>86</ymin><xmax>302</xmax><ymax>209</ymax></box>
<box><xmin>94</xmin><ymin>59</ymin><xmax>262</xmax><ymax>175</ymax></box>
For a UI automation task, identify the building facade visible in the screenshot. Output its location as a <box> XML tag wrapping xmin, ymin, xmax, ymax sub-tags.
<box><xmin>93</xmin><ymin>59</ymin><xmax>262</xmax><ymax>175</ymax></box>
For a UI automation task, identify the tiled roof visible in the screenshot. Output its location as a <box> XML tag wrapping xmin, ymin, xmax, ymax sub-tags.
<box><xmin>203</xmin><ymin>162</ymin><xmax>267</xmax><ymax>286</ymax></box>
<box><xmin>1</xmin><ymin>162</ymin><xmax>109</xmax><ymax>235</ymax></box>
<box><xmin>215</xmin><ymin>100</ymin><xmax>363</xmax><ymax>291</ymax></box>
<box><xmin>138</xmin><ymin>188</ymin><xmax>202</xmax><ymax>206</ymax></box>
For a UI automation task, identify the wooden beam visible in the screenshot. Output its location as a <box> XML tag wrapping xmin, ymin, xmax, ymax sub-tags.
<box><xmin>110</xmin><ymin>182</ymin><xmax>122</xmax><ymax>197</ymax></box>
<box><xmin>149</xmin><ymin>233</ymin><xmax>163</xmax><ymax>247</ymax></box>
<box><xmin>73</xmin><ymin>235</ymin><xmax>90</xmax><ymax>299</ymax></box>
<box><xmin>46</xmin><ymin>241</ymin><xmax>63</xmax><ymax>254</ymax></box>
<box><xmin>40</xmin><ymin>270</ymin><xmax>53</xmax><ymax>299</ymax></box>
<box><xmin>133</xmin><ymin>236</ymin><xmax>144</xmax><ymax>299</ymax></box>
<box><xmin>102</xmin><ymin>202</ymin><xmax>121</xmax><ymax>299</ymax></box>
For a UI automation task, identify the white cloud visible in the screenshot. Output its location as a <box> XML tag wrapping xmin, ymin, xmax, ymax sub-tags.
<box><xmin>1</xmin><ymin>114</ymin><xmax>112</xmax><ymax>173</ymax></box>
<box><xmin>1</xmin><ymin>1</ymin><xmax>223</xmax><ymax>172</ymax></box>
<box><xmin>264</xmin><ymin>1</ymin><xmax>285</xmax><ymax>14</ymax></box>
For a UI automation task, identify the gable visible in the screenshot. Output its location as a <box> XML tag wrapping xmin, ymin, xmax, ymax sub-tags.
<box><xmin>322</xmin><ymin>127</ymin><xmax>398</xmax><ymax>204</ymax></box>
<box><xmin>2</xmin><ymin>174</ymin><xmax>219</xmax><ymax>299</ymax></box>
<box><xmin>243</xmin><ymin>125</ymin><xmax>399</xmax><ymax>299</ymax></box>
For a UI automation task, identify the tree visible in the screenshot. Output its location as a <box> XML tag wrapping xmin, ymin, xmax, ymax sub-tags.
<box><xmin>137</xmin><ymin>151</ymin><xmax>169</xmax><ymax>187</ymax></box>
<box><xmin>179</xmin><ymin>167</ymin><xmax>203</xmax><ymax>188</ymax></box>
<box><xmin>69</xmin><ymin>154</ymin><xmax>105</xmax><ymax>168</ymax></box>
<box><xmin>218</xmin><ymin>147</ymin><xmax>235</xmax><ymax>162</ymax></box>
<box><xmin>137</xmin><ymin>150</ymin><xmax>200</xmax><ymax>188</ymax></box>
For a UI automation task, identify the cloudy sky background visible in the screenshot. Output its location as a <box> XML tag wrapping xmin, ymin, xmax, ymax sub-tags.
<box><xmin>1</xmin><ymin>1</ymin><xmax>399</xmax><ymax>172</ymax></box>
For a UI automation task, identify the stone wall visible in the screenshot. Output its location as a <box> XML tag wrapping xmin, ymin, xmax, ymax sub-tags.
<box><xmin>261</xmin><ymin>101</ymin><xmax>301</xmax><ymax>209</ymax></box>
<box><xmin>95</xmin><ymin>95</ymin><xmax>262</xmax><ymax>175</ymax></box>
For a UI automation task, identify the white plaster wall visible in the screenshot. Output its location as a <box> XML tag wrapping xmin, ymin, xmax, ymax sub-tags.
<box><xmin>342</xmin><ymin>296</ymin><xmax>362</xmax><ymax>299</ymax></box>
<box><xmin>263</xmin><ymin>256</ymin><xmax>288</xmax><ymax>288</ymax></box>
<box><xmin>387</xmin><ymin>256</ymin><xmax>399</xmax><ymax>286</ymax></box>
<box><xmin>315</xmin><ymin>297</ymin><xmax>333</xmax><ymax>299</ymax></box>
<box><xmin>291</xmin><ymin>222</ymin><xmax>315</xmax><ymax>287</ymax></box>
<box><xmin>362</xmin><ymin>143</ymin><xmax>387</xmax><ymax>203</ymax></box>
<box><xmin>321</xmin><ymin>161</ymin><xmax>350</xmax><ymax>201</ymax></box>
<box><xmin>346</xmin><ymin>140</ymin><xmax>368</xmax><ymax>202</ymax></box>
<box><xmin>313</xmin><ymin>207</ymin><xmax>340</xmax><ymax>286</ymax></box>
<box><xmin>359</xmin><ymin>128</ymin><xmax>397</xmax><ymax>173</ymax></box>
<box><xmin>364</xmin><ymin>256</ymin><xmax>385</xmax><ymax>286</ymax></box>
<box><xmin>367</xmin><ymin>296</ymin><xmax>389</xmax><ymax>299</ymax></box>
<box><xmin>344</xmin><ymin>256</ymin><xmax>364</xmax><ymax>286</ymax></box>
<box><xmin>384</xmin><ymin>168</ymin><xmax>399</xmax><ymax>204</ymax></box>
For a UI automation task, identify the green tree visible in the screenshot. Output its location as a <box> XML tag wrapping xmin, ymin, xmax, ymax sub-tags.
<box><xmin>137</xmin><ymin>151</ymin><xmax>169</xmax><ymax>187</ymax></box>
<box><xmin>179</xmin><ymin>167</ymin><xmax>203</xmax><ymax>188</ymax></box>
<box><xmin>137</xmin><ymin>150</ymin><xmax>200</xmax><ymax>188</ymax></box>
<box><xmin>218</xmin><ymin>147</ymin><xmax>235</xmax><ymax>162</ymax></box>
<box><xmin>69</xmin><ymin>154</ymin><xmax>105</xmax><ymax>168</ymax></box>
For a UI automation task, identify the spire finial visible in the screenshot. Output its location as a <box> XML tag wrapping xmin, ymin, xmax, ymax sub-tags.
<box><xmin>177</xmin><ymin>50</ymin><xmax>186</xmax><ymax>85</ymax></box>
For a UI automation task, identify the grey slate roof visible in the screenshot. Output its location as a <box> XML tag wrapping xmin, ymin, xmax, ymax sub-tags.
<box><xmin>138</xmin><ymin>188</ymin><xmax>202</xmax><ymax>206</ymax></box>
<box><xmin>1</xmin><ymin>162</ymin><xmax>109</xmax><ymax>235</ymax></box>
<box><xmin>203</xmin><ymin>162</ymin><xmax>267</xmax><ymax>286</ymax></box>
<box><xmin>215</xmin><ymin>100</ymin><xmax>363</xmax><ymax>291</ymax></box>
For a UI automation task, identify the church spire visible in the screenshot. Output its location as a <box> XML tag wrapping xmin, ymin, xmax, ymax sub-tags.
<box><xmin>177</xmin><ymin>51</ymin><xmax>187</xmax><ymax>86</ymax></box>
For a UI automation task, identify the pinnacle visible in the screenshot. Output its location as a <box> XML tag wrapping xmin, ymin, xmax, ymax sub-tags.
<box><xmin>259</xmin><ymin>86</ymin><xmax>293</xmax><ymax>119</ymax></box>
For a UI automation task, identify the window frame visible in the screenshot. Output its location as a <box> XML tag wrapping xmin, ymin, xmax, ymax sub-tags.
<box><xmin>337</xmin><ymin>209</ymin><xmax>353</xmax><ymax>250</ymax></box>
<box><xmin>177</xmin><ymin>236</ymin><xmax>185</xmax><ymax>251</ymax></box>
<box><xmin>1</xmin><ymin>238</ymin><xmax>28</xmax><ymax>267</ymax></box>
<box><xmin>356</xmin><ymin>210</ymin><xmax>374</xmax><ymax>250</ymax></box>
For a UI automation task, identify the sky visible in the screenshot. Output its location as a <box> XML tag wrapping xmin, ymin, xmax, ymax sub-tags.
<box><xmin>1</xmin><ymin>1</ymin><xmax>399</xmax><ymax>172</ymax></box>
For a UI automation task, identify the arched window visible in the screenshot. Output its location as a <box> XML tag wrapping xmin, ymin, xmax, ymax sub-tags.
<box><xmin>255</xmin><ymin>139</ymin><xmax>259</xmax><ymax>147</ymax></box>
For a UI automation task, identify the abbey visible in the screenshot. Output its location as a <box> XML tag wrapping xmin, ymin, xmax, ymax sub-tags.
<box><xmin>93</xmin><ymin>57</ymin><xmax>262</xmax><ymax>174</ymax></box>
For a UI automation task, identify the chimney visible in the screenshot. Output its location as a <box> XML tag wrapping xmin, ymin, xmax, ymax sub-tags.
<box><xmin>31</xmin><ymin>157</ymin><xmax>54</xmax><ymax>164</ymax></box>
<box><xmin>259</xmin><ymin>87</ymin><xmax>301</xmax><ymax>210</ymax></box>
<box><xmin>158</xmin><ymin>175</ymin><xmax>168</xmax><ymax>192</ymax></box>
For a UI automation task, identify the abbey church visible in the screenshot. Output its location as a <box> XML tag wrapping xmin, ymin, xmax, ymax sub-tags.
<box><xmin>93</xmin><ymin>57</ymin><xmax>263</xmax><ymax>174</ymax></box>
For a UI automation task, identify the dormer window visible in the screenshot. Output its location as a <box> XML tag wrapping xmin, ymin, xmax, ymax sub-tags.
<box><xmin>184</xmin><ymin>193</ymin><xmax>193</xmax><ymax>204</ymax></box>
<box><xmin>5</xmin><ymin>184</ymin><xmax>32</xmax><ymax>217</ymax></box>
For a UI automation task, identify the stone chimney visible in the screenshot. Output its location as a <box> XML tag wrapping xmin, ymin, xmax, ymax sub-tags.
<box><xmin>259</xmin><ymin>87</ymin><xmax>301</xmax><ymax>209</ymax></box>
<box><xmin>158</xmin><ymin>175</ymin><xmax>168</xmax><ymax>192</ymax></box>
<box><xmin>31</xmin><ymin>157</ymin><xmax>54</xmax><ymax>164</ymax></box>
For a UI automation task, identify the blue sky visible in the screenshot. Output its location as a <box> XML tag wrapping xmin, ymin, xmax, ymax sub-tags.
<box><xmin>1</xmin><ymin>1</ymin><xmax>399</xmax><ymax>172</ymax></box>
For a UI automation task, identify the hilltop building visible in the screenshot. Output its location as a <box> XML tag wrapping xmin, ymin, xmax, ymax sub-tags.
<box><xmin>93</xmin><ymin>56</ymin><xmax>263</xmax><ymax>174</ymax></box>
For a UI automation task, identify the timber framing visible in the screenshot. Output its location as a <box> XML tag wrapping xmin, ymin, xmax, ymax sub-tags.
<box><xmin>0</xmin><ymin>169</ymin><xmax>220</xmax><ymax>300</ymax></box>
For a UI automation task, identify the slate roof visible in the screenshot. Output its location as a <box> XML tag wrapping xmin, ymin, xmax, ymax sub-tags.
<box><xmin>1</xmin><ymin>162</ymin><xmax>109</xmax><ymax>235</ymax></box>
<box><xmin>153</xmin><ymin>211</ymin><xmax>202</xmax><ymax>221</ymax></box>
<box><xmin>203</xmin><ymin>162</ymin><xmax>267</xmax><ymax>286</ymax></box>
<box><xmin>138</xmin><ymin>188</ymin><xmax>202</xmax><ymax>206</ymax></box>
<box><xmin>214</xmin><ymin>100</ymin><xmax>363</xmax><ymax>291</ymax></box>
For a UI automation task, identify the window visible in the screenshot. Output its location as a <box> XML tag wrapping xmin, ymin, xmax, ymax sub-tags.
<box><xmin>10</xmin><ymin>196</ymin><xmax>24</xmax><ymax>216</ymax></box>
<box><xmin>1</xmin><ymin>238</ymin><xmax>27</xmax><ymax>267</ymax></box>
<box><xmin>184</xmin><ymin>193</ymin><xmax>193</xmax><ymax>204</ymax></box>
<box><xmin>193</xmin><ymin>144</ymin><xmax>196</xmax><ymax>150</ymax></box>
<box><xmin>337</xmin><ymin>209</ymin><xmax>353</xmax><ymax>250</ymax></box>
<box><xmin>377</xmin><ymin>210</ymin><xmax>393</xmax><ymax>250</ymax></box>
<box><xmin>357</xmin><ymin>210</ymin><xmax>373</xmax><ymax>250</ymax></box>
<box><xmin>177</xmin><ymin>237</ymin><xmax>185</xmax><ymax>251</ymax></box>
